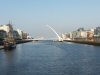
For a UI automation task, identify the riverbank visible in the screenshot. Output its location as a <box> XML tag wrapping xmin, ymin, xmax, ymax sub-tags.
<box><xmin>0</xmin><ymin>39</ymin><xmax>33</xmax><ymax>49</ymax></box>
<box><xmin>16</xmin><ymin>39</ymin><xmax>33</xmax><ymax>44</ymax></box>
<box><xmin>64</xmin><ymin>40</ymin><xmax>100</xmax><ymax>46</ymax></box>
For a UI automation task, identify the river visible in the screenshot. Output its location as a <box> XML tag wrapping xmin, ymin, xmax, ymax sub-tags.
<box><xmin>0</xmin><ymin>40</ymin><xmax>100</xmax><ymax>75</ymax></box>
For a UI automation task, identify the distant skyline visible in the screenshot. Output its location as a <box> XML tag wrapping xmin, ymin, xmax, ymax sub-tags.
<box><xmin>0</xmin><ymin>0</ymin><xmax>100</xmax><ymax>38</ymax></box>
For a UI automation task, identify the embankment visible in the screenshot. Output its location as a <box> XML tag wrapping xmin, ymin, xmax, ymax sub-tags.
<box><xmin>64</xmin><ymin>40</ymin><xmax>100</xmax><ymax>46</ymax></box>
<box><xmin>16</xmin><ymin>40</ymin><xmax>33</xmax><ymax>44</ymax></box>
<box><xmin>0</xmin><ymin>40</ymin><xmax>33</xmax><ymax>49</ymax></box>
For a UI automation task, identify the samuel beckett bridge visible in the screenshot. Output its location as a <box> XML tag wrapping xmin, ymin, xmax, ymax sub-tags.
<box><xmin>46</xmin><ymin>24</ymin><xmax>71</xmax><ymax>42</ymax></box>
<box><xmin>27</xmin><ymin>24</ymin><xmax>71</xmax><ymax>42</ymax></box>
<box><xmin>46</xmin><ymin>24</ymin><xmax>64</xmax><ymax>42</ymax></box>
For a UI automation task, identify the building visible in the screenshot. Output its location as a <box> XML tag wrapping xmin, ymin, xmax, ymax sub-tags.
<box><xmin>17</xmin><ymin>29</ymin><xmax>23</xmax><ymax>39</ymax></box>
<box><xmin>66</xmin><ymin>32</ymin><xmax>72</xmax><ymax>39</ymax></box>
<box><xmin>13</xmin><ymin>30</ymin><xmax>20</xmax><ymax>38</ymax></box>
<box><xmin>87</xmin><ymin>29</ymin><xmax>94</xmax><ymax>41</ymax></box>
<box><xmin>0</xmin><ymin>30</ymin><xmax>7</xmax><ymax>38</ymax></box>
<box><xmin>75</xmin><ymin>30</ymin><xmax>87</xmax><ymax>41</ymax></box>
<box><xmin>94</xmin><ymin>26</ymin><xmax>100</xmax><ymax>36</ymax></box>
<box><xmin>77</xmin><ymin>28</ymin><xmax>84</xmax><ymax>31</ymax></box>
<box><xmin>0</xmin><ymin>24</ymin><xmax>14</xmax><ymax>38</ymax></box>
<box><xmin>72</xmin><ymin>31</ymin><xmax>78</xmax><ymax>40</ymax></box>
<box><xmin>0</xmin><ymin>25</ymin><xmax>9</xmax><ymax>33</ymax></box>
<box><xmin>94</xmin><ymin>27</ymin><xmax>100</xmax><ymax>42</ymax></box>
<box><xmin>61</xmin><ymin>33</ymin><xmax>67</xmax><ymax>39</ymax></box>
<box><xmin>71</xmin><ymin>27</ymin><xmax>87</xmax><ymax>41</ymax></box>
<box><xmin>23</xmin><ymin>32</ymin><xmax>28</xmax><ymax>39</ymax></box>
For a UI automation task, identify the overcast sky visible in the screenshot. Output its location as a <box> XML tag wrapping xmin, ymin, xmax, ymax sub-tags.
<box><xmin>0</xmin><ymin>0</ymin><xmax>100</xmax><ymax>38</ymax></box>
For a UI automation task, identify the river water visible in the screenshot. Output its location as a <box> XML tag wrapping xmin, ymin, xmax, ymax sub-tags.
<box><xmin>0</xmin><ymin>40</ymin><xmax>100</xmax><ymax>75</ymax></box>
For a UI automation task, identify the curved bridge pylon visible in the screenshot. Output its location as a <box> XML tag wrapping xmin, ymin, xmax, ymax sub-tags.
<box><xmin>46</xmin><ymin>24</ymin><xmax>63</xmax><ymax>41</ymax></box>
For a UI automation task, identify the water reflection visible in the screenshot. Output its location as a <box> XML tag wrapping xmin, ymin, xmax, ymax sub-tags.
<box><xmin>4</xmin><ymin>48</ymin><xmax>15</xmax><ymax>51</ymax></box>
<box><xmin>4</xmin><ymin>48</ymin><xmax>16</xmax><ymax>65</ymax></box>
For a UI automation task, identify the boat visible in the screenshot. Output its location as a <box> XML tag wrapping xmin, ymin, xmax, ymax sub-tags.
<box><xmin>4</xmin><ymin>38</ymin><xmax>16</xmax><ymax>49</ymax></box>
<box><xmin>3</xmin><ymin>22</ymin><xmax>16</xmax><ymax>49</ymax></box>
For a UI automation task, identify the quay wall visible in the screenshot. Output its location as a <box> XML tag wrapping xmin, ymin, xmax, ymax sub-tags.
<box><xmin>64</xmin><ymin>40</ymin><xmax>100</xmax><ymax>46</ymax></box>
<box><xmin>16</xmin><ymin>40</ymin><xmax>33</xmax><ymax>44</ymax></box>
<box><xmin>0</xmin><ymin>40</ymin><xmax>33</xmax><ymax>45</ymax></box>
<box><xmin>0</xmin><ymin>41</ymin><xmax>3</xmax><ymax>45</ymax></box>
<box><xmin>0</xmin><ymin>40</ymin><xmax>33</xmax><ymax>49</ymax></box>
